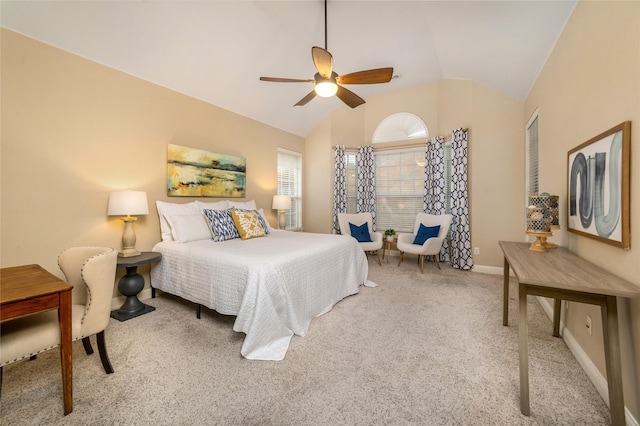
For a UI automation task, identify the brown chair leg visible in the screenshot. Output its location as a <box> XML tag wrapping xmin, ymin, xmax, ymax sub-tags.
<box><xmin>419</xmin><ymin>256</ymin><xmax>424</xmax><ymax>274</ymax></box>
<box><xmin>397</xmin><ymin>252</ymin><xmax>404</xmax><ymax>267</ymax></box>
<box><xmin>82</xmin><ymin>336</ymin><xmax>94</xmax><ymax>355</ymax></box>
<box><xmin>435</xmin><ymin>256</ymin><xmax>441</xmax><ymax>269</ymax></box>
<box><xmin>376</xmin><ymin>250</ymin><xmax>382</xmax><ymax>266</ymax></box>
<box><xmin>96</xmin><ymin>331</ymin><xmax>114</xmax><ymax>374</ymax></box>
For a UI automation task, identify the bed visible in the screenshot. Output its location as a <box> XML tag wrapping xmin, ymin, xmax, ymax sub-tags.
<box><xmin>150</xmin><ymin>200</ymin><xmax>371</xmax><ymax>360</ymax></box>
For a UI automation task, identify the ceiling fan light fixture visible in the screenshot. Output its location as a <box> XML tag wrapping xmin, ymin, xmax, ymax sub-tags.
<box><xmin>315</xmin><ymin>81</ymin><xmax>338</xmax><ymax>97</ymax></box>
<box><xmin>259</xmin><ymin>0</ymin><xmax>393</xmax><ymax>109</ymax></box>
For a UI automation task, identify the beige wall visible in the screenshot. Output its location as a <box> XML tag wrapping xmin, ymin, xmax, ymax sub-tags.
<box><xmin>3</xmin><ymin>0</ymin><xmax>638</xmax><ymax>416</ymax></box>
<box><xmin>1</xmin><ymin>29</ymin><xmax>304</xmax><ymax>293</ymax></box>
<box><xmin>525</xmin><ymin>0</ymin><xmax>640</xmax><ymax>419</ymax></box>
<box><xmin>303</xmin><ymin>115</ymin><xmax>332</xmax><ymax>232</ymax></box>
<box><xmin>304</xmin><ymin>78</ymin><xmax>525</xmax><ymax>268</ymax></box>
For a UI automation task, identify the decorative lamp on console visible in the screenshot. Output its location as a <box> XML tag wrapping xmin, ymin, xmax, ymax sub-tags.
<box><xmin>107</xmin><ymin>190</ymin><xmax>149</xmax><ymax>257</ymax></box>
<box><xmin>272</xmin><ymin>194</ymin><xmax>291</xmax><ymax>230</ymax></box>
<box><xmin>525</xmin><ymin>192</ymin><xmax>559</xmax><ymax>252</ymax></box>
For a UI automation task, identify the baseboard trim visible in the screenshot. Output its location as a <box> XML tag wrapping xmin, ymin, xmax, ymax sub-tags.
<box><xmin>537</xmin><ymin>297</ymin><xmax>638</xmax><ymax>426</ymax></box>
<box><xmin>471</xmin><ymin>264</ymin><xmax>515</xmax><ymax>277</ymax></box>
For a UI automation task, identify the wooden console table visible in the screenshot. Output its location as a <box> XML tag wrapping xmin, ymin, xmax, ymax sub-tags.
<box><xmin>499</xmin><ymin>241</ymin><xmax>640</xmax><ymax>426</ymax></box>
<box><xmin>1</xmin><ymin>264</ymin><xmax>74</xmax><ymax>415</ymax></box>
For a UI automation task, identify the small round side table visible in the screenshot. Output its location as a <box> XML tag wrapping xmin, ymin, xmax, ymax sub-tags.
<box><xmin>383</xmin><ymin>236</ymin><xmax>396</xmax><ymax>262</ymax></box>
<box><xmin>110</xmin><ymin>251</ymin><xmax>162</xmax><ymax>322</ymax></box>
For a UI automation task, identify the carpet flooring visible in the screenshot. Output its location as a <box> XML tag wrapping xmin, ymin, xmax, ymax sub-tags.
<box><xmin>0</xmin><ymin>257</ymin><xmax>611</xmax><ymax>425</ymax></box>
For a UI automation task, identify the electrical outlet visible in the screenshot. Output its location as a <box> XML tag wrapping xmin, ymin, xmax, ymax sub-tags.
<box><xmin>586</xmin><ymin>315</ymin><xmax>592</xmax><ymax>336</ymax></box>
<box><xmin>473</xmin><ymin>247</ymin><xmax>480</xmax><ymax>255</ymax></box>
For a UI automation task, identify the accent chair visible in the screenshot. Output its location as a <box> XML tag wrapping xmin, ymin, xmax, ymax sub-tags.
<box><xmin>397</xmin><ymin>213</ymin><xmax>452</xmax><ymax>273</ymax></box>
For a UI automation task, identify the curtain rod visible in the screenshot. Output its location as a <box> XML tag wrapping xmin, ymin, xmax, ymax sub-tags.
<box><xmin>332</xmin><ymin>128</ymin><xmax>469</xmax><ymax>151</ymax></box>
<box><xmin>433</xmin><ymin>127</ymin><xmax>469</xmax><ymax>143</ymax></box>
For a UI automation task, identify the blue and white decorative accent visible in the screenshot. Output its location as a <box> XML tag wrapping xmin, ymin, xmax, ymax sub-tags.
<box><xmin>424</xmin><ymin>136</ymin><xmax>449</xmax><ymax>262</ymax></box>
<box><xmin>356</xmin><ymin>145</ymin><xmax>376</xmax><ymax>229</ymax></box>
<box><xmin>203</xmin><ymin>209</ymin><xmax>240</xmax><ymax>242</ymax></box>
<box><xmin>333</xmin><ymin>145</ymin><xmax>347</xmax><ymax>234</ymax></box>
<box><xmin>450</xmin><ymin>128</ymin><xmax>473</xmax><ymax>270</ymax></box>
<box><xmin>232</xmin><ymin>208</ymin><xmax>270</xmax><ymax>235</ymax></box>
<box><xmin>424</xmin><ymin>136</ymin><xmax>446</xmax><ymax>215</ymax></box>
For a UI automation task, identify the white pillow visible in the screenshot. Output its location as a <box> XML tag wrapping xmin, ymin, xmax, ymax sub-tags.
<box><xmin>156</xmin><ymin>201</ymin><xmax>200</xmax><ymax>241</ymax></box>
<box><xmin>164</xmin><ymin>214</ymin><xmax>212</xmax><ymax>243</ymax></box>
<box><xmin>195</xmin><ymin>200</ymin><xmax>230</xmax><ymax>211</ymax></box>
<box><xmin>257</xmin><ymin>208</ymin><xmax>272</xmax><ymax>231</ymax></box>
<box><xmin>228</xmin><ymin>200</ymin><xmax>257</xmax><ymax>210</ymax></box>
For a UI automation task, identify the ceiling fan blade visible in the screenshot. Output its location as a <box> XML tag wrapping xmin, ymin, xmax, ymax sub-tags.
<box><xmin>336</xmin><ymin>68</ymin><xmax>394</xmax><ymax>85</ymax></box>
<box><xmin>336</xmin><ymin>85</ymin><xmax>365</xmax><ymax>109</ymax></box>
<box><xmin>260</xmin><ymin>77</ymin><xmax>315</xmax><ymax>83</ymax></box>
<box><xmin>312</xmin><ymin>46</ymin><xmax>333</xmax><ymax>79</ymax></box>
<box><xmin>294</xmin><ymin>90</ymin><xmax>317</xmax><ymax>107</ymax></box>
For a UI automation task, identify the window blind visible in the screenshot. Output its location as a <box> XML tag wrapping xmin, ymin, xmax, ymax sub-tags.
<box><xmin>277</xmin><ymin>148</ymin><xmax>302</xmax><ymax>230</ymax></box>
<box><xmin>526</xmin><ymin>115</ymin><xmax>539</xmax><ymax>196</ymax></box>
<box><xmin>374</xmin><ymin>147</ymin><xmax>424</xmax><ymax>232</ymax></box>
<box><xmin>345</xmin><ymin>153</ymin><xmax>357</xmax><ymax>213</ymax></box>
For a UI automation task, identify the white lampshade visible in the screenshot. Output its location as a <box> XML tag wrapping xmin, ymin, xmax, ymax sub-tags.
<box><xmin>272</xmin><ymin>195</ymin><xmax>292</xmax><ymax>210</ymax></box>
<box><xmin>108</xmin><ymin>190</ymin><xmax>148</xmax><ymax>257</ymax></box>
<box><xmin>107</xmin><ymin>191</ymin><xmax>149</xmax><ymax>217</ymax></box>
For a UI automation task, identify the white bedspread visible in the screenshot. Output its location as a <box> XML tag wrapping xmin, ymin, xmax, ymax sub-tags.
<box><xmin>150</xmin><ymin>230</ymin><xmax>369</xmax><ymax>360</ymax></box>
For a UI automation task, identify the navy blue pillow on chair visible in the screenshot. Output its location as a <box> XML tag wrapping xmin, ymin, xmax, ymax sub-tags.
<box><xmin>349</xmin><ymin>222</ymin><xmax>373</xmax><ymax>243</ymax></box>
<box><xmin>413</xmin><ymin>224</ymin><xmax>440</xmax><ymax>245</ymax></box>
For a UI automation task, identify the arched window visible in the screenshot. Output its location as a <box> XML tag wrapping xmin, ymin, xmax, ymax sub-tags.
<box><xmin>373</xmin><ymin>113</ymin><xmax>429</xmax><ymax>231</ymax></box>
<box><xmin>372</xmin><ymin>112</ymin><xmax>428</xmax><ymax>144</ymax></box>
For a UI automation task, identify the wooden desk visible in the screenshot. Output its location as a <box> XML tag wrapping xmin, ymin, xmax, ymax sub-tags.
<box><xmin>499</xmin><ymin>241</ymin><xmax>640</xmax><ymax>426</ymax></box>
<box><xmin>1</xmin><ymin>264</ymin><xmax>74</xmax><ymax>415</ymax></box>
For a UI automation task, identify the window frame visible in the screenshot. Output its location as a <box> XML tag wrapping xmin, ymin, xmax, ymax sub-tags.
<box><xmin>526</xmin><ymin>109</ymin><xmax>539</xmax><ymax>198</ymax></box>
<box><xmin>373</xmin><ymin>146</ymin><xmax>426</xmax><ymax>233</ymax></box>
<box><xmin>277</xmin><ymin>148</ymin><xmax>302</xmax><ymax>231</ymax></box>
<box><xmin>345</xmin><ymin>152</ymin><xmax>357</xmax><ymax>214</ymax></box>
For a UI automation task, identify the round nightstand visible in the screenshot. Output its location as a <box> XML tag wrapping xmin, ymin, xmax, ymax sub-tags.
<box><xmin>110</xmin><ymin>251</ymin><xmax>162</xmax><ymax>322</ymax></box>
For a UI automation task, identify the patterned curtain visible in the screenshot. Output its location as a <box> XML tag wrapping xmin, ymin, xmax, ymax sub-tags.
<box><xmin>450</xmin><ymin>128</ymin><xmax>473</xmax><ymax>270</ymax></box>
<box><xmin>356</xmin><ymin>145</ymin><xmax>376</xmax><ymax>229</ymax></box>
<box><xmin>423</xmin><ymin>136</ymin><xmax>449</xmax><ymax>261</ymax></box>
<box><xmin>424</xmin><ymin>136</ymin><xmax>446</xmax><ymax>215</ymax></box>
<box><xmin>332</xmin><ymin>145</ymin><xmax>347</xmax><ymax>234</ymax></box>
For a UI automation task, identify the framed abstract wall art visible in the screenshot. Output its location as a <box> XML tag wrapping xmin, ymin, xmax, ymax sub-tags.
<box><xmin>567</xmin><ymin>121</ymin><xmax>630</xmax><ymax>248</ymax></box>
<box><xmin>167</xmin><ymin>144</ymin><xmax>246</xmax><ymax>197</ymax></box>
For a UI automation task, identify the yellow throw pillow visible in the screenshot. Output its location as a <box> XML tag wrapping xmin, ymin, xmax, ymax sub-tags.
<box><xmin>230</xmin><ymin>209</ymin><xmax>266</xmax><ymax>240</ymax></box>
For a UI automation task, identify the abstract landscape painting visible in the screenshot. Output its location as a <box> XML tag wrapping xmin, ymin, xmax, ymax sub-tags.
<box><xmin>567</xmin><ymin>121</ymin><xmax>630</xmax><ymax>248</ymax></box>
<box><xmin>167</xmin><ymin>144</ymin><xmax>246</xmax><ymax>197</ymax></box>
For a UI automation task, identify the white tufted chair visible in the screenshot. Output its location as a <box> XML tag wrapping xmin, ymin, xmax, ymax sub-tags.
<box><xmin>338</xmin><ymin>212</ymin><xmax>383</xmax><ymax>266</ymax></box>
<box><xmin>0</xmin><ymin>247</ymin><xmax>118</xmax><ymax>392</ymax></box>
<box><xmin>397</xmin><ymin>213</ymin><xmax>452</xmax><ymax>273</ymax></box>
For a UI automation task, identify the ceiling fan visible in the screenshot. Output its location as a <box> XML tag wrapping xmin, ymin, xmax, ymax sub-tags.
<box><xmin>259</xmin><ymin>0</ymin><xmax>394</xmax><ymax>109</ymax></box>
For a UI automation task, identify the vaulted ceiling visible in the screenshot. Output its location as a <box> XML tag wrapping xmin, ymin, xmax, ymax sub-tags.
<box><xmin>0</xmin><ymin>1</ymin><xmax>576</xmax><ymax>137</ymax></box>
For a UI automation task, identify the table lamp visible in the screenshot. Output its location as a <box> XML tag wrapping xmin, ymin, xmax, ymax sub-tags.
<box><xmin>525</xmin><ymin>193</ymin><xmax>558</xmax><ymax>252</ymax></box>
<box><xmin>107</xmin><ymin>190</ymin><xmax>149</xmax><ymax>257</ymax></box>
<box><xmin>272</xmin><ymin>195</ymin><xmax>291</xmax><ymax>230</ymax></box>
